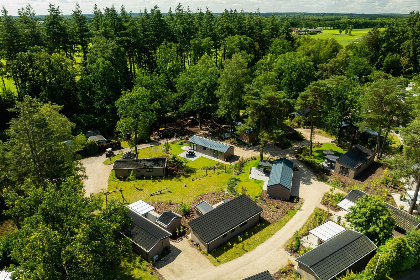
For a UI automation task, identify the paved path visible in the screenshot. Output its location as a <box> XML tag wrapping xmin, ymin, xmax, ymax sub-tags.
<box><xmin>157</xmin><ymin>161</ymin><xmax>331</xmax><ymax>280</ymax></box>
<box><xmin>296</xmin><ymin>128</ymin><xmax>334</xmax><ymax>144</ymax></box>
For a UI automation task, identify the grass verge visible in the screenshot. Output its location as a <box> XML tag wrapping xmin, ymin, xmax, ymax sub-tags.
<box><xmin>235</xmin><ymin>160</ymin><xmax>264</xmax><ymax>197</ymax></box>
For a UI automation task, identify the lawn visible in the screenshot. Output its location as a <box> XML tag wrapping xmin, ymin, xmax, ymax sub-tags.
<box><xmin>116</xmin><ymin>253</ymin><xmax>159</xmax><ymax>280</ymax></box>
<box><xmin>206</xmin><ymin>208</ymin><xmax>299</xmax><ymax>266</ymax></box>
<box><xmin>315</xmin><ymin>28</ymin><xmax>380</xmax><ymax>46</ymax></box>
<box><xmin>311</xmin><ymin>143</ymin><xmax>346</xmax><ymax>164</ymax></box>
<box><xmin>235</xmin><ymin>160</ymin><xmax>265</xmax><ymax>198</ymax></box>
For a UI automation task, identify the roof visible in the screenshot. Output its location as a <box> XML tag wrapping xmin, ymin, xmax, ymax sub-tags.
<box><xmin>124</xmin><ymin>212</ymin><xmax>171</xmax><ymax>252</ymax></box>
<box><xmin>128</xmin><ymin>200</ymin><xmax>155</xmax><ymax>216</ymax></box>
<box><xmin>267</xmin><ymin>158</ymin><xmax>294</xmax><ymax>190</ymax></box>
<box><xmin>385</xmin><ymin>203</ymin><xmax>420</xmax><ymax>232</ymax></box>
<box><xmin>189</xmin><ymin>195</ymin><xmax>263</xmax><ymax>244</ymax></box>
<box><xmin>85</xmin><ymin>129</ymin><xmax>102</xmax><ymax>138</ymax></box>
<box><xmin>0</xmin><ymin>271</ymin><xmax>11</xmax><ymax>280</ymax></box>
<box><xmin>243</xmin><ymin>270</ymin><xmax>273</xmax><ymax>280</ymax></box>
<box><xmin>337</xmin><ymin>189</ymin><xmax>367</xmax><ymax>211</ymax></box>
<box><xmin>336</xmin><ymin>145</ymin><xmax>374</xmax><ymax>169</ymax></box>
<box><xmin>309</xmin><ymin>221</ymin><xmax>346</xmax><ymax>242</ymax></box>
<box><xmin>189</xmin><ymin>135</ymin><xmax>232</xmax><ymax>153</ymax></box>
<box><xmin>194</xmin><ymin>201</ymin><xmax>214</xmax><ymax>215</ymax></box>
<box><xmin>113</xmin><ymin>158</ymin><xmax>167</xmax><ymax>170</ymax></box>
<box><xmin>88</xmin><ymin>135</ymin><xmax>106</xmax><ymax>142</ymax></box>
<box><xmin>157</xmin><ymin>211</ymin><xmax>182</xmax><ymax>227</ymax></box>
<box><xmin>296</xmin><ymin>230</ymin><xmax>377</xmax><ymax>280</ymax></box>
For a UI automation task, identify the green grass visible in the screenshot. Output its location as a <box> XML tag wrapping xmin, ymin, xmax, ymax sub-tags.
<box><xmin>235</xmin><ymin>160</ymin><xmax>264</xmax><ymax>197</ymax></box>
<box><xmin>311</xmin><ymin>143</ymin><xmax>346</xmax><ymax>164</ymax></box>
<box><xmin>0</xmin><ymin>76</ymin><xmax>17</xmax><ymax>95</ymax></box>
<box><xmin>206</xmin><ymin>209</ymin><xmax>299</xmax><ymax>265</ymax></box>
<box><xmin>315</xmin><ymin>28</ymin><xmax>381</xmax><ymax>46</ymax></box>
<box><xmin>116</xmin><ymin>253</ymin><xmax>159</xmax><ymax>280</ymax></box>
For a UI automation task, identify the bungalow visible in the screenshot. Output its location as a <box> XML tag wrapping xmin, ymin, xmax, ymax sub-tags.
<box><xmin>123</xmin><ymin>210</ymin><xmax>171</xmax><ymax>261</ymax></box>
<box><xmin>296</xmin><ymin>230</ymin><xmax>377</xmax><ymax>280</ymax></box>
<box><xmin>156</xmin><ymin>211</ymin><xmax>182</xmax><ymax>234</ymax></box>
<box><xmin>85</xmin><ymin>129</ymin><xmax>107</xmax><ymax>145</ymax></box>
<box><xmin>338</xmin><ymin>190</ymin><xmax>420</xmax><ymax>234</ymax></box>
<box><xmin>334</xmin><ymin>145</ymin><xmax>375</xmax><ymax>179</ymax></box>
<box><xmin>189</xmin><ymin>135</ymin><xmax>234</xmax><ymax>161</ymax></box>
<box><xmin>189</xmin><ymin>194</ymin><xmax>263</xmax><ymax>252</ymax></box>
<box><xmin>243</xmin><ymin>271</ymin><xmax>273</xmax><ymax>280</ymax></box>
<box><xmin>113</xmin><ymin>158</ymin><xmax>167</xmax><ymax>178</ymax></box>
<box><xmin>267</xmin><ymin>158</ymin><xmax>294</xmax><ymax>200</ymax></box>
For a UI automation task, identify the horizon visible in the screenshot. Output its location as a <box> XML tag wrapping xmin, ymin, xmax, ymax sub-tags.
<box><xmin>1</xmin><ymin>0</ymin><xmax>418</xmax><ymax>17</ymax></box>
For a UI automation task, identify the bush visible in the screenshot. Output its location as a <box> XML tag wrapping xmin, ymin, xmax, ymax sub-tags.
<box><xmin>406</xmin><ymin>229</ymin><xmax>420</xmax><ymax>265</ymax></box>
<box><xmin>287</xmin><ymin>231</ymin><xmax>301</xmax><ymax>253</ymax></box>
<box><xmin>177</xmin><ymin>202</ymin><xmax>191</xmax><ymax>215</ymax></box>
<box><xmin>85</xmin><ymin>140</ymin><xmax>99</xmax><ymax>155</ymax></box>
<box><xmin>0</xmin><ymin>232</ymin><xmax>16</xmax><ymax>268</ymax></box>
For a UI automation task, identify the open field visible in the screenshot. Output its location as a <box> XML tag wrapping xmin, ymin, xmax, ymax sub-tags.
<box><xmin>314</xmin><ymin>28</ymin><xmax>379</xmax><ymax>46</ymax></box>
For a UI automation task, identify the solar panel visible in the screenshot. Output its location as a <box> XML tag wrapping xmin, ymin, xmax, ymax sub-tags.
<box><xmin>128</xmin><ymin>200</ymin><xmax>155</xmax><ymax>215</ymax></box>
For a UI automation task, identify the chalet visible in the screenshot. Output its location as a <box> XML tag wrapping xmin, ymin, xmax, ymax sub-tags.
<box><xmin>123</xmin><ymin>210</ymin><xmax>171</xmax><ymax>261</ymax></box>
<box><xmin>189</xmin><ymin>135</ymin><xmax>234</xmax><ymax>161</ymax></box>
<box><xmin>85</xmin><ymin>129</ymin><xmax>107</xmax><ymax>145</ymax></box>
<box><xmin>113</xmin><ymin>158</ymin><xmax>167</xmax><ymax>178</ymax></box>
<box><xmin>338</xmin><ymin>190</ymin><xmax>420</xmax><ymax>234</ymax></box>
<box><xmin>296</xmin><ymin>230</ymin><xmax>377</xmax><ymax>280</ymax></box>
<box><xmin>243</xmin><ymin>271</ymin><xmax>273</xmax><ymax>280</ymax></box>
<box><xmin>267</xmin><ymin>158</ymin><xmax>294</xmax><ymax>200</ymax></box>
<box><xmin>189</xmin><ymin>195</ymin><xmax>263</xmax><ymax>252</ymax></box>
<box><xmin>334</xmin><ymin>145</ymin><xmax>375</xmax><ymax>179</ymax></box>
<box><xmin>156</xmin><ymin>211</ymin><xmax>182</xmax><ymax>234</ymax></box>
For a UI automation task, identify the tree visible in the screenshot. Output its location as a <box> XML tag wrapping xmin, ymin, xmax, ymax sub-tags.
<box><xmin>116</xmin><ymin>87</ymin><xmax>157</xmax><ymax>156</ymax></box>
<box><xmin>360</xmin><ymin>75</ymin><xmax>412</xmax><ymax>158</ymax></box>
<box><xmin>44</xmin><ymin>4</ymin><xmax>70</xmax><ymax>55</ymax></box>
<box><xmin>4</xmin><ymin>97</ymin><xmax>83</xmax><ymax>187</ymax></box>
<box><xmin>346</xmin><ymin>195</ymin><xmax>395</xmax><ymax>246</ymax></box>
<box><xmin>176</xmin><ymin>54</ymin><xmax>219</xmax><ymax>129</ymax></box>
<box><xmin>69</xmin><ymin>3</ymin><xmax>91</xmax><ymax>63</ymax></box>
<box><xmin>243</xmin><ymin>71</ymin><xmax>292</xmax><ymax>160</ymax></box>
<box><xmin>387</xmin><ymin>98</ymin><xmax>420</xmax><ymax>214</ymax></box>
<box><xmin>216</xmin><ymin>54</ymin><xmax>250</xmax><ymax>132</ymax></box>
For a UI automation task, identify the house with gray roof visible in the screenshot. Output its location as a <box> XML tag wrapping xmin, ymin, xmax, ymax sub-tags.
<box><xmin>156</xmin><ymin>211</ymin><xmax>182</xmax><ymax>234</ymax></box>
<box><xmin>243</xmin><ymin>270</ymin><xmax>273</xmax><ymax>280</ymax></box>
<box><xmin>296</xmin><ymin>230</ymin><xmax>377</xmax><ymax>280</ymax></box>
<box><xmin>189</xmin><ymin>195</ymin><xmax>263</xmax><ymax>252</ymax></box>
<box><xmin>334</xmin><ymin>145</ymin><xmax>375</xmax><ymax>179</ymax></box>
<box><xmin>123</xmin><ymin>210</ymin><xmax>171</xmax><ymax>261</ymax></box>
<box><xmin>113</xmin><ymin>158</ymin><xmax>167</xmax><ymax>179</ymax></box>
<box><xmin>338</xmin><ymin>190</ymin><xmax>420</xmax><ymax>234</ymax></box>
<box><xmin>267</xmin><ymin>158</ymin><xmax>294</xmax><ymax>200</ymax></box>
<box><xmin>189</xmin><ymin>135</ymin><xmax>234</xmax><ymax>161</ymax></box>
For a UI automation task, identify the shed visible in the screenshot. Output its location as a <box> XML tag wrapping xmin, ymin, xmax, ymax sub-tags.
<box><xmin>334</xmin><ymin>145</ymin><xmax>375</xmax><ymax>179</ymax></box>
<box><xmin>296</xmin><ymin>230</ymin><xmax>377</xmax><ymax>280</ymax></box>
<box><xmin>194</xmin><ymin>200</ymin><xmax>214</xmax><ymax>216</ymax></box>
<box><xmin>309</xmin><ymin>221</ymin><xmax>346</xmax><ymax>243</ymax></box>
<box><xmin>156</xmin><ymin>211</ymin><xmax>182</xmax><ymax>234</ymax></box>
<box><xmin>189</xmin><ymin>195</ymin><xmax>263</xmax><ymax>252</ymax></box>
<box><xmin>267</xmin><ymin>158</ymin><xmax>294</xmax><ymax>200</ymax></box>
<box><xmin>189</xmin><ymin>135</ymin><xmax>234</xmax><ymax>161</ymax></box>
<box><xmin>336</xmin><ymin>189</ymin><xmax>366</xmax><ymax>212</ymax></box>
<box><xmin>124</xmin><ymin>212</ymin><xmax>171</xmax><ymax>261</ymax></box>
<box><xmin>243</xmin><ymin>270</ymin><xmax>273</xmax><ymax>280</ymax></box>
<box><xmin>113</xmin><ymin>158</ymin><xmax>167</xmax><ymax>178</ymax></box>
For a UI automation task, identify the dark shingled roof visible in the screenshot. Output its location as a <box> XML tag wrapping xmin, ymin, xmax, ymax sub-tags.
<box><xmin>385</xmin><ymin>203</ymin><xmax>420</xmax><ymax>232</ymax></box>
<box><xmin>296</xmin><ymin>230</ymin><xmax>377</xmax><ymax>280</ymax></box>
<box><xmin>336</xmin><ymin>145</ymin><xmax>374</xmax><ymax>169</ymax></box>
<box><xmin>113</xmin><ymin>158</ymin><xmax>167</xmax><ymax>169</ymax></box>
<box><xmin>243</xmin><ymin>271</ymin><xmax>273</xmax><ymax>280</ymax></box>
<box><xmin>343</xmin><ymin>190</ymin><xmax>366</xmax><ymax>203</ymax></box>
<box><xmin>267</xmin><ymin>158</ymin><xmax>294</xmax><ymax>190</ymax></box>
<box><xmin>157</xmin><ymin>211</ymin><xmax>181</xmax><ymax>227</ymax></box>
<box><xmin>189</xmin><ymin>195</ymin><xmax>263</xmax><ymax>244</ymax></box>
<box><xmin>194</xmin><ymin>201</ymin><xmax>214</xmax><ymax>215</ymax></box>
<box><xmin>124</xmin><ymin>211</ymin><xmax>171</xmax><ymax>252</ymax></box>
<box><xmin>189</xmin><ymin>135</ymin><xmax>232</xmax><ymax>153</ymax></box>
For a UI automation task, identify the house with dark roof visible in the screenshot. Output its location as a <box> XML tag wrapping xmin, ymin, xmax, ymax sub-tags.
<box><xmin>113</xmin><ymin>158</ymin><xmax>167</xmax><ymax>178</ymax></box>
<box><xmin>338</xmin><ymin>190</ymin><xmax>420</xmax><ymax>234</ymax></box>
<box><xmin>156</xmin><ymin>211</ymin><xmax>182</xmax><ymax>234</ymax></box>
<box><xmin>123</xmin><ymin>210</ymin><xmax>171</xmax><ymax>261</ymax></box>
<box><xmin>267</xmin><ymin>158</ymin><xmax>294</xmax><ymax>200</ymax></box>
<box><xmin>189</xmin><ymin>195</ymin><xmax>263</xmax><ymax>252</ymax></box>
<box><xmin>296</xmin><ymin>230</ymin><xmax>377</xmax><ymax>280</ymax></box>
<box><xmin>85</xmin><ymin>129</ymin><xmax>107</xmax><ymax>145</ymax></box>
<box><xmin>334</xmin><ymin>145</ymin><xmax>375</xmax><ymax>179</ymax></box>
<box><xmin>243</xmin><ymin>270</ymin><xmax>273</xmax><ymax>280</ymax></box>
<box><xmin>189</xmin><ymin>135</ymin><xmax>234</xmax><ymax>161</ymax></box>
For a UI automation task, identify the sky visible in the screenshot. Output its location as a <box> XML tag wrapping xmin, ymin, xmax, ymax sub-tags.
<box><xmin>0</xmin><ymin>0</ymin><xmax>419</xmax><ymax>16</ymax></box>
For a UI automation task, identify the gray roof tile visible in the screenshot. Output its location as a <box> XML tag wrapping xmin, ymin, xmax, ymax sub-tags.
<box><xmin>157</xmin><ymin>211</ymin><xmax>181</xmax><ymax>227</ymax></box>
<box><xmin>267</xmin><ymin>158</ymin><xmax>294</xmax><ymax>190</ymax></box>
<box><xmin>336</xmin><ymin>145</ymin><xmax>374</xmax><ymax>169</ymax></box>
<box><xmin>243</xmin><ymin>271</ymin><xmax>273</xmax><ymax>280</ymax></box>
<box><xmin>189</xmin><ymin>195</ymin><xmax>263</xmax><ymax>244</ymax></box>
<box><xmin>189</xmin><ymin>135</ymin><xmax>232</xmax><ymax>153</ymax></box>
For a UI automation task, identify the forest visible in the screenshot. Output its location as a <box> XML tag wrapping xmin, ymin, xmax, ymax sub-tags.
<box><xmin>0</xmin><ymin>3</ymin><xmax>420</xmax><ymax>279</ymax></box>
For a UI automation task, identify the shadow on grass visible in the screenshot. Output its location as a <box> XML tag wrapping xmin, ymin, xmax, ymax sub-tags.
<box><xmin>209</xmin><ymin>218</ymin><xmax>271</xmax><ymax>260</ymax></box>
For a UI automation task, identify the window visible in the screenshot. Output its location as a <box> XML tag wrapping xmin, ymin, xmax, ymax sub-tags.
<box><xmin>231</xmin><ymin>229</ymin><xmax>235</xmax><ymax>233</ymax></box>
<box><xmin>222</xmin><ymin>233</ymin><xmax>227</xmax><ymax>238</ymax></box>
<box><xmin>146</xmin><ymin>168</ymin><xmax>153</xmax><ymax>172</ymax></box>
<box><xmin>203</xmin><ymin>147</ymin><xmax>206</xmax><ymax>150</ymax></box>
<box><xmin>240</xmin><ymin>221</ymin><xmax>247</xmax><ymax>228</ymax></box>
<box><xmin>213</xmin><ymin>150</ymin><xmax>218</xmax><ymax>158</ymax></box>
<box><xmin>339</xmin><ymin>166</ymin><xmax>349</xmax><ymax>176</ymax></box>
